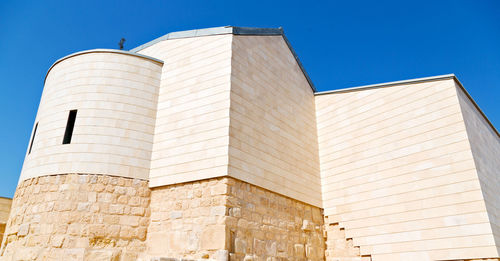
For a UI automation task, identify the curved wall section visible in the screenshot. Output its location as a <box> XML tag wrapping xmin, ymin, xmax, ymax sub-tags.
<box><xmin>20</xmin><ymin>50</ymin><xmax>163</xmax><ymax>181</ymax></box>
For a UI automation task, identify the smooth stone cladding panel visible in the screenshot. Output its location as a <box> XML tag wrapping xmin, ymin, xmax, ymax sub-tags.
<box><xmin>137</xmin><ymin>35</ymin><xmax>233</xmax><ymax>187</ymax></box>
<box><xmin>1</xmin><ymin>174</ymin><xmax>151</xmax><ymax>261</ymax></box>
<box><xmin>20</xmin><ymin>50</ymin><xmax>163</xmax><ymax>181</ymax></box>
<box><xmin>229</xmin><ymin>35</ymin><xmax>321</xmax><ymax>207</ymax></box>
<box><xmin>145</xmin><ymin>177</ymin><xmax>325</xmax><ymax>261</ymax></box>
<box><xmin>316</xmin><ymin>78</ymin><xmax>498</xmax><ymax>261</ymax></box>
<box><xmin>457</xmin><ymin>83</ymin><xmax>500</xmax><ymax>254</ymax></box>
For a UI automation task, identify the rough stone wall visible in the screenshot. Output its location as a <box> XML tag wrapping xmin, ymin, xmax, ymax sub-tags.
<box><xmin>0</xmin><ymin>174</ymin><xmax>150</xmax><ymax>261</ymax></box>
<box><xmin>145</xmin><ymin>176</ymin><xmax>325</xmax><ymax>261</ymax></box>
<box><xmin>226</xmin><ymin>177</ymin><xmax>325</xmax><ymax>261</ymax></box>
<box><xmin>145</xmin><ymin>178</ymin><xmax>229</xmax><ymax>260</ymax></box>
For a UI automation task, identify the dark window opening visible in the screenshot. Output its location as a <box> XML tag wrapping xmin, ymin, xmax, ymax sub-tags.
<box><xmin>28</xmin><ymin>122</ymin><xmax>38</xmax><ymax>154</ymax></box>
<box><xmin>63</xmin><ymin>110</ymin><xmax>77</xmax><ymax>144</ymax></box>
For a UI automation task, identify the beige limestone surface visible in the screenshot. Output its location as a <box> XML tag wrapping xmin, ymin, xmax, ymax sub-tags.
<box><xmin>137</xmin><ymin>35</ymin><xmax>233</xmax><ymax>187</ymax></box>
<box><xmin>316</xmin><ymin>78</ymin><xmax>498</xmax><ymax>260</ymax></box>
<box><xmin>1</xmin><ymin>174</ymin><xmax>150</xmax><ymax>261</ymax></box>
<box><xmin>20</xmin><ymin>51</ymin><xmax>163</xmax><ymax>181</ymax></box>
<box><xmin>145</xmin><ymin>178</ymin><xmax>229</xmax><ymax>260</ymax></box>
<box><xmin>2</xmin><ymin>174</ymin><xmax>326</xmax><ymax>261</ymax></box>
<box><xmin>228</xmin><ymin>35</ymin><xmax>321</xmax><ymax>207</ymax></box>
<box><xmin>457</xmin><ymin>83</ymin><xmax>500</xmax><ymax>255</ymax></box>
<box><xmin>145</xmin><ymin>176</ymin><xmax>325</xmax><ymax>261</ymax></box>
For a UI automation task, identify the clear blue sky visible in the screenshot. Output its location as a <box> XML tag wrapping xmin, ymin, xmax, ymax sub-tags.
<box><xmin>0</xmin><ymin>0</ymin><xmax>499</xmax><ymax>198</ymax></box>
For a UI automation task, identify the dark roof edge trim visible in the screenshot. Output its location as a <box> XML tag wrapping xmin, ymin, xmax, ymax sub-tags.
<box><xmin>280</xmin><ymin>33</ymin><xmax>316</xmax><ymax>91</ymax></box>
<box><xmin>314</xmin><ymin>74</ymin><xmax>456</xmax><ymax>95</ymax></box>
<box><xmin>130</xmin><ymin>26</ymin><xmax>284</xmax><ymax>52</ymax></box>
<box><xmin>44</xmin><ymin>49</ymin><xmax>164</xmax><ymax>85</ymax></box>
<box><xmin>315</xmin><ymin>74</ymin><xmax>500</xmax><ymax>138</ymax></box>
<box><xmin>453</xmin><ymin>76</ymin><xmax>500</xmax><ymax>138</ymax></box>
<box><xmin>130</xmin><ymin>26</ymin><xmax>316</xmax><ymax>91</ymax></box>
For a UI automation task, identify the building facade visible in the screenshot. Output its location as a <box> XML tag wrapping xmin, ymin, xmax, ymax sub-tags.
<box><xmin>1</xmin><ymin>26</ymin><xmax>499</xmax><ymax>261</ymax></box>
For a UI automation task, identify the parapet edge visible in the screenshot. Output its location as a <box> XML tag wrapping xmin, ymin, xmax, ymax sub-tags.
<box><xmin>315</xmin><ymin>74</ymin><xmax>500</xmax><ymax>138</ymax></box>
<box><xmin>130</xmin><ymin>26</ymin><xmax>316</xmax><ymax>91</ymax></box>
<box><xmin>314</xmin><ymin>74</ymin><xmax>456</xmax><ymax>95</ymax></box>
<box><xmin>44</xmin><ymin>49</ymin><xmax>164</xmax><ymax>85</ymax></box>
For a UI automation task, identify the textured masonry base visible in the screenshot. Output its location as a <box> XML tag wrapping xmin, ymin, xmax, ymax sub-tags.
<box><xmin>146</xmin><ymin>177</ymin><xmax>325</xmax><ymax>261</ymax></box>
<box><xmin>0</xmin><ymin>174</ymin><xmax>150</xmax><ymax>261</ymax></box>
<box><xmin>1</xmin><ymin>175</ymin><xmax>334</xmax><ymax>261</ymax></box>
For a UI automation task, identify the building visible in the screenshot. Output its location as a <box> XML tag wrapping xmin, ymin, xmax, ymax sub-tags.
<box><xmin>1</xmin><ymin>26</ymin><xmax>499</xmax><ymax>261</ymax></box>
<box><xmin>0</xmin><ymin>198</ymin><xmax>12</xmax><ymax>244</ymax></box>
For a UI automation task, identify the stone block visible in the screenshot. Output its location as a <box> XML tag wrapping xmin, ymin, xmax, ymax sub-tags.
<box><xmin>243</xmin><ymin>255</ymin><xmax>254</xmax><ymax>261</ymax></box>
<box><xmin>294</xmin><ymin>244</ymin><xmax>305</xmax><ymax>257</ymax></box>
<box><xmin>109</xmin><ymin>204</ymin><xmax>124</xmax><ymax>214</ymax></box>
<box><xmin>64</xmin><ymin>248</ymin><xmax>85</xmax><ymax>260</ymax></box>
<box><xmin>301</xmin><ymin>220</ymin><xmax>313</xmax><ymax>231</ymax></box>
<box><xmin>84</xmin><ymin>249</ymin><xmax>121</xmax><ymax>261</ymax></box>
<box><xmin>107</xmin><ymin>225</ymin><xmax>121</xmax><ymax>238</ymax></box>
<box><xmin>234</xmin><ymin>237</ymin><xmax>247</xmax><ymax>254</ymax></box>
<box><xmin>312</xmin><ymin>208</ymin><xmax>322</xmax><ymax>223</ymax></box>
<box><xmin>147</xmin><ymin>233</ymin><xmax>169</xmax><ymax>255</ymax></box>
<box><xmin>150</xmin><ymin>258</ymin><xmax>178</xmax><ymax>261</ymax></box>
<box><xmin>305</xmin><ymin>245</ymin><xmax>317</xmax><ymax>259</ymax></box>
<box><xmin>13</xmin><ymin>247</ymin><xmax>41</xmax><ymax>260</ymax></box>
<box><xmin>229</xmin><ymin>207</ymin><xmax>241</xmax><ymax>218</ymax></box>
<box><xmin>120</xmin><ymin>252</ymin><xmax>138</xmax><ymax>261</ymax></box>
<box><xmin>215</xmin><ymin>249</ymin><xmax>229</xmax><ymax>261</ymax></box>
<box><xmin>201</xmin><ymin>225</ymin><xmax>226</xmax><ymax>250</ymax></box>
<box><xmin>50</xmin><ymin>235</ymin><xmax>65</xmax><ymax>248</ymax></box>
<box><xmin>132</xmin><ymin>207</ymin><xmax>145</xmax><ymax>216</ymax></box>
<box><xmin>211</xmin><ymin>206</ymin><xmax>227</xmax><ymax>216</ymax></box>
<box><xmin>265</xmin><ymin>241</ymin><xmax>277</xmax><ymax>256</ymax></box>
<box><xmin>170</xmin><ymin>210</ymin><xmax>183</xmax><ymax>219</ymax></box>
<box><xmin>120</xmin><ymin>225</ymin><xmax>134</xmax><ymax>240</ymax></box>
<box><xmin>120</xmin><ymin>216</ymin><xmax>140</xmax><ymax>227</ymax></box>
<box><xmin>253</xmin><ymin>238</ymin><xmax>265</xmax><ymax>256</ymax></box>
<box><xmin>211</xmin><ymin>183</ymin><xmax>229</xmax><ymax>195</ymax></box>
<box><xmin>18</xmin><ymin>223</ymin><xmax>30</xmax><ymax>236</ymax></box>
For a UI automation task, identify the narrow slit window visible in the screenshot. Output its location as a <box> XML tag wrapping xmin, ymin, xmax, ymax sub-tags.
<box><xmin>28</xmin><ymin>122</ymin><xmax>38</xmax><ymax>154</ymax></box>
<box><xmin>63</xmin><ymin>110</ymin><xmax>77</xmax><ymax>144</ymax></box>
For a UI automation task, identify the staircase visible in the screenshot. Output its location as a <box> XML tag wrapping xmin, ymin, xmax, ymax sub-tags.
<box><xmin>324</xmin><ymin>221</ymin><xmax>371</xmax><ymax>261</ymax></box>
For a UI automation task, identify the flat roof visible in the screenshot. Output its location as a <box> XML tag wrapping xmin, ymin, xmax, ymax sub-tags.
<box><xmin>130</xmin><ymin>26</ymin><xmax>316</xmax><ymax>91</ymax></box>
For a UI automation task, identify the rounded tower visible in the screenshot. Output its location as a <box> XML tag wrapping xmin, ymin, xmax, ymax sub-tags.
<box><xmin>1</xmin><ymin>50</ymin><xmax>163</xmax><ymax>260</ymax></box>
